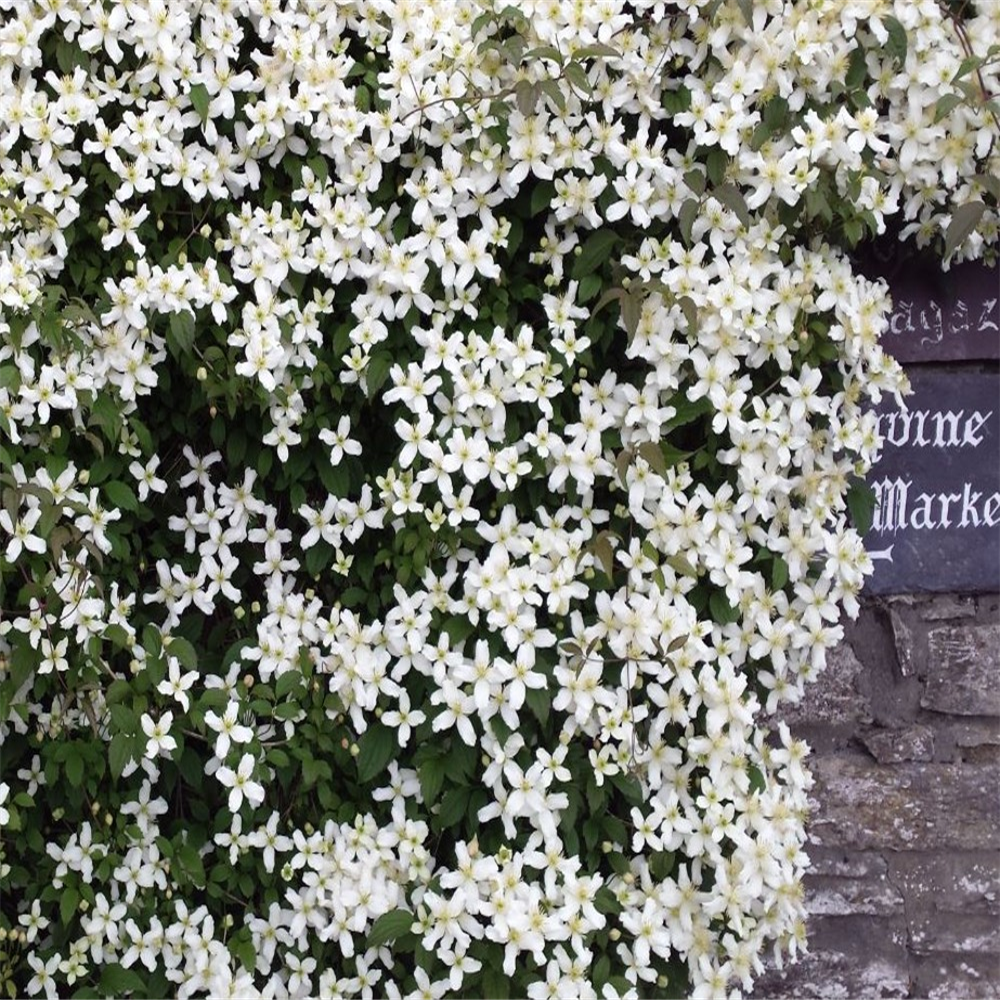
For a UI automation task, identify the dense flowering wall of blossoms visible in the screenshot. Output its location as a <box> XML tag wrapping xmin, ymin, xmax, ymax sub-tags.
<box><xmin>0</xmin><ymin>0</ymin><xmax>996</xmax><ymax>997</ymax></box>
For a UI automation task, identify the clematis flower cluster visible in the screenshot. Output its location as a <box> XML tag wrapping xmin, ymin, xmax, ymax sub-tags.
<box><xmin>0</xmin><ymin>1</ymin><xmax>995</xmax><ymax>998</ymax></box>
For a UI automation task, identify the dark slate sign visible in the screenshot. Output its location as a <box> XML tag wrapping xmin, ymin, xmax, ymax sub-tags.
<box><xmin>882</xmin><ymin>259</ymin><xmax>999</xmax><ymax>363</ymax></box>
<box><xmin>864</xmin><ymin>371</ymin><xmax>1000</xmax><ymax>594</ymax></box>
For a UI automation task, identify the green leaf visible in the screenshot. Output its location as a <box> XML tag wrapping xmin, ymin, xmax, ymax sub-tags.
<box><xmin>771</xmin><ymin>555</ymin><xmax>789</xmax><ymax>591</ymax></box>
<box><xmin>572</xmin><ymin>42</ymin><xmax>620</xmax><ymax>60</ymax></box>
<box><xmin>59</xmin><ymin>885</ymin><xmax>80</xmax><ymax>925</ymax></box>
<box><xmin>189</xmin><ymin>83</ymin><xmax>210</xmax><ymax>123</ymax></box>
<box><xmin>366</xmin><ymin>908</ymin><xmax>415</xmax><ymax>948</ymax></box>
<box><xmin>437</xmin><ymin>786</ymin><xmax>471</xmax><ymax>828</ymax></box>
<box><xmin>514</xmin><ymin>79</ymin><xmax>539</xmax><ymax>117</ymax></box>
<box><xmin>100</xmin><ymin>964</ymin><xmax>146</xmax><ymax>996</ymax></box>
<box><xmin>356</xmin><ymin>723</ymin><xmax>396</xmax><ymax>783</ymax></box>
<box><xmin>976</xmin><ymin>173</ymin><xmax>1000</xmax><ymax>201</ymax></box>
<box><xmin>363</xmin><ymin>351</ymin><xmax>393</xmax><ymax>399</ymax></box>
<box><xmin>683</xmin><ymin>169</ymin><xmax>706</xmax><ymax>197</ymax></box>
<box><xmin>572</xmin><ymin>230</ymin><xmax>619</xmax><ymax>279</ymax></box>
<box><xmin>109</xmin><ymin>732</ymin><xmax>135</xmax><ymax>779</ymax></box>
<box><xmin>524</xmin><ymin>685</ymin><xmax>550</xmax><ymax>726</ymax></box>
<box><xmin>933</xmin><ymin>92</ymin><xmax>963</xmax><ymax>123</ymax></box>
<box><xmin>176</xmin><ymin>843</ymin><xmax>206</xmax><ymax>887</ymax></box>
<box><xmin>709</xmin><ymin>591</ymin><xmax>740</xmax><ymax>625</ymax></box>
<box><xmin>944</xmin><ymin>201</ymin><xmax>987</xmax><ymax>259</ymax></box>
<box><xmin>576</xmin><ymin>273</ymin><xmax>602</xmax><ymax>303</ymax></box>
<box><xmin>562</xmin><ymin>61</ymin><xmax>591</xmax><ymax>96</ymax></box>
<box><xmin>418</xmin><ymin>755</ymin><xmax>447</xmax><ymax>806</ymax></box>
<box><xmin>846</xmin><ymin>45</ymin><xmax>867</xmax><ymax>90</ymax></box>
<box><xmin>165</xmin><ymin>636</ymin><xmax>198</xmax><ymax>670</ymax></box>
<box><xmin>521</xmin><ymin>45</ymin><xmax>563</xmax><ymax>64</ymax></box>
<box><xmin>530</xmin><ymin>181</ymin><xmax>555</xmax><ymax>217</ymax></box>
<box><xmin>483</xmin><ymin>969</ymin><xmax>511</xmax><ymax>1000</ymax></box>
<box><xmin>275</xmin><ymin>670</ymin><xmax>304</xmax><ymax>701</ymax></box>
<box><xmin>678</xmin><ymin>198</ymin><xmax>699</xmax><ymax>246</ymax></box>
<box><xmin>883</xmin><ymin>15</ymin><xmax>907</xmax><ymax>66</ymax></box>
<box><xmin>620</xmin><ymin>288</ymin><xmax>642</xmax><ymax>339</ymax></box>
<box><xmin>167</xmin><ymin>311</ymin><xmax>196</xmax><ymax>356</ymax></box>
<box><xmin>847</xmin><ymin>476</ymin><xmax>877</xmax><ymax>535</ymax></box>
<box><xmin>712</xmin><ymin>182</ymin><xmax>750</xmax><ymax>228</ymax></box>
<box><xmin>103</xmin><ymin>480</ymin><xmax>138</xmax><ymax>513</ymax></box>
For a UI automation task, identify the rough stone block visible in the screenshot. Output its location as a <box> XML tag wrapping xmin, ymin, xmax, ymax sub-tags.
<box><xmin>908</xmin><ymin>912</ymin><xmax>1000</xmax><ymax>956</ymax></box>
<box><xmin>859</xmin><ymin>724</ymin><xmax>935</xmax><ymax>763</ymax></box>
<box><xmin>920</xmin><ymin>594</ymin><xmax>977</xmax><ymax>621</ymax></box>
<box><xmin>923</xmin><ymin>625</ymin><xmax>1000</xmax><ymax>716</ymax></box>
<box><xmin>910</xmin><ymin>953</ymin><xmax>1000</xmax><ymax>999</ymax></box>
<box><xmin>806</xmin><ymin>755</ymin><xmax>1000</xmax><ymax>852</ymax></box>
<box><xmin>750</xmin><ymin>916</ymin><xmax>909</xmax><ymax>998</ymax></box>
<box><xmin>806</xmin><ymin>848</ymin><xmax>889</xmax><ymax>880</ymax></box>
<box><xmin>891</xmin><ymin>608</ymin><xmax>920</xmax><ymax>678</ymax></box>
<box><xmin>805</xmin><ymin>873</ymin><xmax>904</xmax><ymax>917</ymax></box>
<box><xmin>778</xmin><ymin>644</ymin><xmax>870</xmax><ymax>729</ymax></box>
<box><xmin>887</xmin><ymin>852</ymin><xmax>1000</xmax><ymax>916</ymax></box>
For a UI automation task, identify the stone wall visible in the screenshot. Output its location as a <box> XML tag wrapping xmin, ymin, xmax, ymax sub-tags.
<box><xmin>752</xmin><ymin>593</ymin><xmax>1000</xmax><ymax>1000</ymax></box>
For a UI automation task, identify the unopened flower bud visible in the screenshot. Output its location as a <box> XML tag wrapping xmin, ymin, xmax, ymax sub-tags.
<box><xmin>200</xmin><ymin>224</ymin><xmax>211</xmax><ymax>238</ymax></box>
<box><xmin>349</xmin><ymin>743</ymin><xmax>359</xmax><ymax>757</ymax></box>
<box><xmin>235</xmin><ymin>606</ymin><xmax>246</xmax><ymax>620</ymax></box>
<box><xmin>51</xmin><ymin>425</ymin><xmax>61</xmax><ymax>440</ymax></box>
<box><xmin>601</xmin><ymin>840</ymin><xmax>613</xmax><ymax>853</ymax></box>
<box><xmin>196</xmin><ymin>366</ymin><xmax>208</xmax><ymax>381</ymax></box>
<box><xmin>574</xmin><ymin>245</ymin><xmax>582</xmax><ymax>256</ymax></box>
<box><xmin>209</xmin><ymin>405</ymin><xmax>217</xmax><ymax>418</ymax></box>
<box><xmin>609</xmin><ymin>928</ymin><xmax>621</xmax><ymax>941</ymax></box>
<box><xmin>105</xmin><ymin>812</ymin><xmax>113</xmax><ymax>826</ymax></box>
<box><xmin>243</xmin><ymin>674</ymin><xmax>254</xmax><ymax>689</ymax></box>
<box><xmin>223</xmin><ymin>913</ymin><xmax>234</xmax><ymax>929</ymax></box>
<box><xmin>177</xmin><ymin>252</ymin><xmax>187</xmax><ymax>266</ymax></box>
<box><xmin>251</xmin><ymin>601</ymin><xmax>261</xmax><ymax>613</ymax></box>
<box><xmin>125</xmin><ymin>260</ymin><xmax>134</xmax><ymax>273</ymax></box>
<box><xmin>157</xmin><ymin>219</ymin><xmax>164</xmax><ymax>231</ymax></box>
<box><xmin>79</xmin><ymin>469</ymin><xmax>90</xmax><ymax>485</ymax></box>
<box><xmin>79</xmin><ymin>898</ymin><xmax>89</xmax><ymax>912</ymax></box>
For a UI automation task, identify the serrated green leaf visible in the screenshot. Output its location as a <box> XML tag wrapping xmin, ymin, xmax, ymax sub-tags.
<box><xmin>356</xmin><ymin>723</ymin><xmax>395</xmax><ymax>783</ymax></box>
<box><xmin>275</xmin><ymin>670</ymin><xmax>303</xmax><ymax>701</ymax></box>
<box><xmin>944</xmin><ymin>201</ymin><xmax>987</xmax><ymax>259</ymax></box>
<box><xmin>189</xmin><ymin>83</ymin><xmax>210</xmax><ymax>123</ymax></box>
<box><xmin>418</xmin><ymin>756</ymin><xmax>447</xmax><ymax>806</ymax></box>
<box><xmin>61</xmin><ymin>886</ymin><xmax>80</xmax><ymax>924</ymax></box>
<box><xmin>572</xmin><ymin>230</ymin><xmax>619</xmax><ymax>280</ymax></box>
<box><xmin>109</xmin><ymin>732</ymin><xmax>135</xmax><ymax>779</ymax></box>
<box><xmin>975</xmin><ymin>173</ymin><xmax>1000</xmax><ymax>200</ymax></box>
<box><xmin>522</xmin><ymin>45</ymin><xmax>562</xmax><ymax>64</ymax></box>
<box><xmin>572</xmin><ymin>42</ymin><xmax>620</xmax><ymax>60</ymax></box>
<box><xmin>847</xmin><ymin>476</ymin><xmax>877</xmax><ymax>535</ymax></box>
<box><xmin>437</xmin><ymin>786</ymin><xmax>471</xmax><ymax>828</ymax></box>
<box><xmin>165</xmin><ymin>636</ymin><xmax>198</xmax><ymax>670</ymax></box>
<box><xmin>712</xmin><ymin>182</ymin><xmax>751</xmax><ymax>228</ymax></box>
<box><xmin>562</xmin><ymin>61</ymin><xmax>591</xmax><ymax>96</ymax></box>
<box><xmin>883</xmin><ymin>15</ymin><xmax>907</xmax><ymax>66</ymax></box>
<box><xmin>366</xmin><ymin>908</ymin><xmax>415</xmax><ymax>948</ymax></box>
<box><xmin>683</xmin><ymin>169</ymin><xmax>706</xmax><ymax>197</ymax></box>
<box><xmin>678</xmin><ymin>198</ymin><xmax>699</xmax><ymax>246</ymax></box>
<box><xmin>103</xmin><ymin>479</ymin><xmax>138</xmax><ymax>513</ymax></box>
